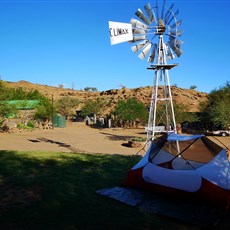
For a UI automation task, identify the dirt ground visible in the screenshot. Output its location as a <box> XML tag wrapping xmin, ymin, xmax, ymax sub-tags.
<box><xmin>0</xmin><ymin>122</ymin><xmax>147</xmax><ymax>155</ymax></box>
<box><xmin>0</xmin><ymin>122</ymin><xmax>229</xmax><ymax>155</ymax></box>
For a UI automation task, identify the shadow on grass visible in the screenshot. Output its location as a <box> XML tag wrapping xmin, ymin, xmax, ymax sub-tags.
<box><xmin>0</xmin><ymin>150</ymin><xmax>227</xmax><ymax>230</ymax></box>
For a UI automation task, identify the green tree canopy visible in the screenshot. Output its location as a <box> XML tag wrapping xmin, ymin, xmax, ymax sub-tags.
<box><xmin>200</xmin><ymin>82</ymin><xmax>230</xmax><ymax>129</ymax></box>
<box><xmin>0</xmin><ymin>102</ymin><xmax>18</xmax><ymax>119</ymax></box>
<box><xmin>190</xmin><ymin>85</ymin><xmax>197</xmax><ymax>90</ymax></box>
<box><xmin>0</xmin><ymin>81</ymin><xmax>11</xmax><ymax>100</ymax></box>
<box><xmin>173</xmin><ymin>102</ymin><xmax>198</xmax><ymax>124</ymax></box>
<box><xmin>34</xmin><ymin>98</ymin><xmax>54</xmax><ymax>121</ymax></box>
<box><xmin>0</xmin><ymin>83</ymin><xmax>46</xmax><ymax>101</ymax></box>
<box><xmin>57</xmin><ymin>96</ymin><xmax>80</xmax><ymax>119</ymax></box>
<box><xmin>151</xmin><ymin>101</ymin><xmax>198</xmax><ymax>129</ymax></box>
<box><xmin>81</xmin><ymin>98</ymin><xmax>107</xmax><ymax>116</ymax></box>
<box><xmin>114</xmin><ymin>98</ymin><xmax>148</xmax><ymax>126</ymax></box>
<box><xmin>84</xmin><ymin>87</ymin><xmax>98</xmax><ymax>92</ymax></box>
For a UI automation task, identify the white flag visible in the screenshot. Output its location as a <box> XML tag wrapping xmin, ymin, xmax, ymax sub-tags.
<box><xmin>109</xmin><ymin>21</ymin><xmax>133</xmax><ymax>45</ymax></box>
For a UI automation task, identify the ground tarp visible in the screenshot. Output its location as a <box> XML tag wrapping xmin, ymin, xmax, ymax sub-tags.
<box><xmin>97</xmin><ymin>186</ymin><xmax>223</xmax><ymax>228</ymax></box>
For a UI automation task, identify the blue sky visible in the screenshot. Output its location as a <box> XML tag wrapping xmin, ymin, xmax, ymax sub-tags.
<box><xmin>0</xmin><ymin>0</ymin><xmax>229</xmax><ymax>93</ymax></box>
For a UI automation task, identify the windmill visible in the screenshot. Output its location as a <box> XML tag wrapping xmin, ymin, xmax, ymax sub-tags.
<box><xmin>109</xmin><ymin>0</ymin><xmax>183</xmax><ymax>142</ymax></box>
<box><xmin>100</xmin><ymin>1</ymin><xmax>230</xmax><ymax>216</ymax></box>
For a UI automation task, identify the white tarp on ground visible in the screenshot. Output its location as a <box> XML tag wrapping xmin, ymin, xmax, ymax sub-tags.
<box><xmin>97</xmin><ymin>186</ymin><xmax>223</xmax><ymax>227</ymax></box>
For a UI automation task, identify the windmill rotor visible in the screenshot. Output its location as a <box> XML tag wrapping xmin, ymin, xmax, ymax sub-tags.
<box><xmin>130</xmin><ymin>0</ymin><xmax>183</xmax><ymax>64</ymax></box>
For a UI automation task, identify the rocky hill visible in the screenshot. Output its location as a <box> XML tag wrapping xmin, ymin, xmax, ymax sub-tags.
<box><xmin>5</xmin><ymin>80</ymin><xmax>208</xmax><ymax>114</ymax></box>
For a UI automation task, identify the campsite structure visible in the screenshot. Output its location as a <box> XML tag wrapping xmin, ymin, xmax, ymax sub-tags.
<box><xmin>106</xmin><ymin>0</ymin><xmax>230</xmax><ymax>217</ymax></box>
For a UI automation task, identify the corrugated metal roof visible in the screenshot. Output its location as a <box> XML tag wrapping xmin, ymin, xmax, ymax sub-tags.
<box><xmin>3</xmin><ymin>100</ymin><xmax>40</xmax><ymax>109</ymax></box>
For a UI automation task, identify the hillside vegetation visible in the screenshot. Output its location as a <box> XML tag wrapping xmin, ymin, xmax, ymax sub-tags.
<box><xmin>5</xmin><ymin>80</ymin><xmax>208</xmax><ymax>113</ymax></box>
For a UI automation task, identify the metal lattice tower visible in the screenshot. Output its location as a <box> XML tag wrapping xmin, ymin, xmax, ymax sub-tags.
<box><xmin>146</xmin><ymin>35</ymin><xmax>178</xmax><ymax>142</ymax></box>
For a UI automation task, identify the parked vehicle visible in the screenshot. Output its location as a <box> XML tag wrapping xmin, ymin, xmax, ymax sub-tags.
<box><xmin>206</xmin><ymin>130</ymin><xmax>230</xmax><ymax>137</ymax></box>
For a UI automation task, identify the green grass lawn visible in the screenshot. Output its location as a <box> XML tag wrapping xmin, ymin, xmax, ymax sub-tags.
<box><xmin>0</xmin><ymin>150</ymin><xmax>228</xmax><ymax>230</ymax></box>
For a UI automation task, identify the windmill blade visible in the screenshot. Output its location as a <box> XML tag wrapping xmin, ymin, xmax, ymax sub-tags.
<box><xmin>168</xmin><ymin>39</ymin><xmax>182</xmax><ymax>57</ymax></box>
<box><xmin>168</xmin><ymin>37</ymin><xmax>184</xmax><ymax>54</ymax></box>
<box><xmin>166</xmin><ymin>9</ymin><xmax>179</xmax><ymax>25</ymax></box>
<box><xmin>132</xmin><ymin>27</ymin><xmax>146</xmax><ymax>35</ymax></box>
<box><xmin>174</xmin><ymin>40</ymin><xmax>184</xmax><ymax>51</ymax></box>
<box><xmin>169</xmin><ymin>19</ymin><xmax>182</xmax><ymax>30</ymax></box>
<box><xmin>130</xmin><ymin>18</ymin><xmax>148</xmax><ymax>29</ymax></box>
<box><xmin>131</xmin><ymin>40</ymin><xmax>148</xmax><ymax>53</ymax></box>
<box><xmin>131</xmin><ymin>34</ymin><xmax>147</xmax><ymax>43</ymax></box>
<box><xmin>135</xmin><ymin>9</ymin><xmax>151</xmax><ymax>25</ymax></box>
<box><xmin>148</xmin><ymin>43</ymin><xmax>157</xmax><ymax>63</ymax></box>
<box><xmin>165</xmin><ymin>43</ymin><xmax>175</xmax><ymax>60</ymax></box>
<box><xmin>168</xmin><ymin>41</ymin><xmax>182</xmax><ymax>57</ymax></box>
<box><xmin>169</xmin><ymin>36</ymin><xmax>183</xmax><ymax>46</ymax></box>
<box><xmin>138</xmin><ymin>42</ymin><xmax>152</xmax><ymax>60</ymax></box>
<box><xmin>169</xmin><ymin>29</ymin><xmax>182</xmax><ymax>37</ymax></box>
<box><xmin>155</xmin><ymin>0</ymin><xmax>159</xmax><ymax>22</ymax></box>
<box><xmin>164</xmin><ymin>3</ymin><xmax>174</xmax><ymax>22</ymax></box>
<box><xmin>172</xmin><ymin>37</ymin><xmax>184</xmax><ymax>47</ymax></box>
<box><xmin>144</xmin><ymin>3</ymin><xmax>156</xmax><ymax>23</ymax></box>
<box><xmin>161</xmin><ymin>0</ymin><xmax>166</xmax><ymax>20</ymax></box>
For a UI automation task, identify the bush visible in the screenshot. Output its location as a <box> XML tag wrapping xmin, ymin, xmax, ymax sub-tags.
<box><xmin>27</xmin><ymin>120</ymin><xmax>35</xmax><ymax>128</ymax></box>
<box><xmin>17</xmin><ymin>121</ymin><xmax>35</xmax><ymax>130</ymax></box>
<box><xmin>199</xmin><ymin>82</ymin><xmax>230</xmax><ymax>129</ymax></box>
<box><xmin>131</xmin><ymin>137</ymin><xmax>146</xmax><ymax>142</ymax></box>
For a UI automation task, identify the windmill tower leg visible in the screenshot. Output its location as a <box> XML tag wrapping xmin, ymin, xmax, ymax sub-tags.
<box><xmin>164</xmin><ymin>68</ymin><xmax>177</xmax><ymax>134</ymax></box>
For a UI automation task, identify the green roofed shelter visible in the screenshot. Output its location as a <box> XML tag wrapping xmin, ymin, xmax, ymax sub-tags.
<box><xmin>2</xmin><ymin>100</ymin><xmax>40</xmax><ymax>110</ymax></box>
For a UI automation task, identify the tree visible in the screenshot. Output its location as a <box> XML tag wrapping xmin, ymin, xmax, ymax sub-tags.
<box><xmin>0</xmin><ymin>81</ymin><xmax>10</xmax><ymax>100</ymax></box>
<box><xmin>58</xmin><ymin>84</ymin><xmax>64</xmax><ymax>89</ymax></box>
<box><xmin>84</xmin><ymin>87</ymin><xmax>98</xmax><ymax>92</ymax></box>
<box><xmin>81</xmin><ymin>98</ymin><xmax>107</xmax><ymax>116</ymax></box>
<box><xmin>34</xmin><ymin>98</ymin><xmax>54</xmax><ymax>122</ymax></box>
<box><xmin>6</xmin><ymin>88</ymin><xmax>46</xmax><ymax>100</ymax></box>
<box><xmin>150</xmin><ymin>101</ymin><xmax>198</xmax><ymax>130</ymax></box>
<box><xmin>0</xmin><ymin>82</ymin><xmax>48</xmax><ymax>101</ymax></box>
<box><xmin>57</xmin><ymin>96</ymin><xmax>80</xmax><ymax>120</ymax></box>
<box><xmin>0</xmin><ymin>102</ymin><xmax>18</xmax><ymax>119</ymax></box>
<box><xmin>200</xmin><ymin>82</ymin><xmax>230</xmax><ymax>129</ymax></box>
<box><xmin>190</xmin><ymin>85</ymin><xmax>197</xmax><ymax>90</ymax></box>
<box><xmin>114</xmin><ymin>98</ymin><xmax>148</xmax><ymax>126</ymax></box>
<box><xmin>173</xmin><ymin>102</ymin><xmax>198</xmax><ymax>124</ymax></box>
